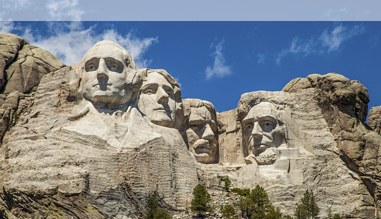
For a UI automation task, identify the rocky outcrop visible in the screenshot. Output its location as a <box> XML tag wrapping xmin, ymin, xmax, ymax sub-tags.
<box><xmin>0</xmin><ymin>33</ymin><xmax>64</xmax><ymax>145</ymax></box>
<box><xmin>369</xmin><ymin>106</ymin><xmax>381</xmax><ymax>135</ymax></box>
<box><xmin>0</xmin><ymin>35</ymin><xmax>380</xmax><ymax>218</ymax></box>
<box><xmin>283</xmin><ymin>73</ymin><xmax>381</xmax><ymax>217</ymax></box>
<box><xmin>0</xmin><ymin>33</ymin><xmax>64</xmax><ymax>94</ymax></box>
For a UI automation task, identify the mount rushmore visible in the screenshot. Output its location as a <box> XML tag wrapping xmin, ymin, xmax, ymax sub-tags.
<box><xmin>0</xmin><ymin>33</ymin><xmax>381</xmax><ymax>218</ymax></box>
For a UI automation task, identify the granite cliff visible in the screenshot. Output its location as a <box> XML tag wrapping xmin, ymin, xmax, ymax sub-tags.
<box><xmin>0</xmin><ymin>33</ymin><xmax>380</xmax><ymax>218</ymax></box>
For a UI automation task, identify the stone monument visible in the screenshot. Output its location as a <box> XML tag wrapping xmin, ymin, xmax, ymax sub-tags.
<box><xmin>0</xmin><ymin>34</ymin><xmax>380</xmax><ymax>218</ymax></box>
<box><xmin>183</xmin><ymin>98</ymin><xmax>219</xmax><ymax>164</ymax></box>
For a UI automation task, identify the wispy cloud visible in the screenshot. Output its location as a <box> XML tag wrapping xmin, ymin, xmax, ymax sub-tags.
<box><xmin>319</xmin><ymin>25</ymin><xmax>364</xmax><ymax>52</ymax></box>
<box><xmin>256</xmin><ymin>54</ymin><xmax>266</xmax><ymax>64</ymax></box>
<box><xmin>323</xmin><ymin>8</ymin><xmax>350</xmax><ymax>21</ymax></box>
<box><xmin>276</xmin><ymin>25</ymin><xmax>365</xmax><ymax>64</ymax></box>
<box><xmin>20</xmin><ymin>22</ymin><xmax>157</xmax><ymax>67</ymax></box>
<box><xmin>46</xmin><ymin>0</ymin><xmax>84</xmax><ymax>21</ymax></box>
<box><xmin>102</xmin><ymin>30</ymin><xmax>158</xmax><ymax>67</ymax></box>
<box><xmin>205</xmin><ymin>40</ymin><xmax>232</xmax><ymax>80</ymax></box>
<box><xmin>0</xmin><ymin>20</ymin><xmax>14</xmax><ymax>33</ymax></box>
<box><xmin>1</xmin><ymin>0</ymin><xmax>30</xmax><ymax>10</ymax></box>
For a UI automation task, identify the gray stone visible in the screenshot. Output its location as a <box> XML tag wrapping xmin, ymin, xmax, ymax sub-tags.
<box><xmin>0</xmin><ymin>36</ymin><xmax>380</xmax><ymax>218</ymax></box>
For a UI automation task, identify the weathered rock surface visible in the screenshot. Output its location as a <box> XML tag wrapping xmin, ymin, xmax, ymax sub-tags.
<box><xmin>283</xmin><ymin>73</ymin><xmax>381</xmax><ymax>217</ymax></box>
<box><xmin>369</xmin><ymin>106</ymin><xmax>381</xmax><ymax>135</ymax></box>
<box><xmin>0</xmin><ymin>66</ymin><xmax>198</xmax><ymax>218</ymax></box>
<box><xmin>202</xmin><ymin>89</ymin><xmax>375</xmax><ymax>218</ymax></box>
<box><xmin>0</xmin><ymin>35</ymin><xmax>380</xmax><ymax>218</ymax></box>
<box><xmin>0</xmin><ymin>33</ymin><xmax>64</xmax><ymax>146</ymax></box>
<box><xmin>0</xmin><ymin>33</ymin><xmax>64</xmax><ymax>94</ymax></box>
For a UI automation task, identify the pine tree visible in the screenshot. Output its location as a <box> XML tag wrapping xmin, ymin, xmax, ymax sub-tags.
<box><xmin>145</xmin><ymin>193</ymin><xmax>171</xmax><ymax>219</ymax></box>
<box><xmin>265</xmin><ymin>206</ymin><xmax>283</xmax><ymax>219</ymax></box>
<box><xmin>191</xmin><ymin>184</ymin><xmax>212</xmax><ymax>217</ymax></box>
<box><xmin>250</xmin><ymin>185</ymin><xmax>275</xmax><ymax>219</ymax></box>
<box><xmin>221</xmin><ymin>204</ymin><xmax>237</xmax><ymax>219</ymax></box>
<box><xmin>232</xmin><ymin>185</ymin><xmax>283</xmax><ymax>219</ymax></box>
<box><xmin>294</xmin><ymin>190</ymin><xmax>319</xmax><ymax>219</ymax></box>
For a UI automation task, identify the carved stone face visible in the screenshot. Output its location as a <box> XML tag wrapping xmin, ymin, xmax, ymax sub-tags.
<box><xmin>80</xmin><ymin>41</ymin><xmax>134</xmax><ymax>108</ymax></box>
<box><xmin>242</xmin><ymin>102</ymin><xmax>285</xmax><ymax>165</ymax></box>
<box><xmin>137</xmin><ymin>72</ymin><xmax>176</xmax><ymax>127</ymax></box>
<box><xmin>186</xmin><ymin>104</ymin><xmax>218</xmax><ymax>164</ymax></box>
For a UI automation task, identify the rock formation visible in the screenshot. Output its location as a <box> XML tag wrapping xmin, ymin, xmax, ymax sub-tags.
<box><xmin>183</xmin><ymin>98</ymin><xmax>219</xmax><ymax>164</ymax></box>
<box><xmin>0</xmin><ymin>34</ymin><xmax>380</xmax><ymax>218</ymax></box>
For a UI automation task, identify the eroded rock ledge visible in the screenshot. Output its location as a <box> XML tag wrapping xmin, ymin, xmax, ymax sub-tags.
<box><xmin>0</xmin><ymin>34</ymin><xmax>380</xmax><ymax>218</ymax></box>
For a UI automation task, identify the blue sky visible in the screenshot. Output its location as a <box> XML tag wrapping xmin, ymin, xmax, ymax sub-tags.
<box><xmin>1</xmin><ymin>21</ymin><xmax>380</xmax><ymax>113</ymax></box>
<box><xmin>0</xmin><ymin>1</ymin><xmax>380</xmax><ymax>113</ymax></box>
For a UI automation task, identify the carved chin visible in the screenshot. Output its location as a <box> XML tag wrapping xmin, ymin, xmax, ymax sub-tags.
<box><xmin>254</xmin><ymin>147</ymin><xmax>277</xmax><ymax>165</ymax></box>
<box><xmin>150</xmin><ymin>115</ymin><xmax>174</xmax><ymax>128</ymax></box>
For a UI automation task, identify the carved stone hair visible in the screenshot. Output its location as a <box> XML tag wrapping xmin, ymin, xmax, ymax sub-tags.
<box><xmin>80</xmin><ymin>40</ymin><xmax>136</xmax><ymax>69</ymax></box>
<box><xmin>182</xmin><ymin>98</ymin><xmax>216</xmax><ymax>118</ymax></box>
<box><xmin>138</xmin><ymin>68</ymin><xmax>182</xmax><ymax>103</ymax></box>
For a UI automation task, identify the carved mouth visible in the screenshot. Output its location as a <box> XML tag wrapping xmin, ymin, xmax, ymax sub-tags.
<box><xmin>93</xmin><ymin>83</ymin><xmax>111</xmax><ymax>87</ymax></box>
<box><xmin>193</xmin><ymin>139</ymin><xmax>212</xmax><ymax>154</ymax></box>
<box><xmin>154</xmin><ymin>107</ymin><xmax>166</xmax><ymax>111</ymax></box>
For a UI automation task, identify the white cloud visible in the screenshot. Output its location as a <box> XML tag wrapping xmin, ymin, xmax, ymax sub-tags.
<box><xmin>21</xmin><ymin>23</ymin><xmax>158</xmax><ymax>67</ymax></box>
<box><xmin>0</xmin><ymin>20</ymin><xmax>14</xmax><ymax>33</ymax></box>
<box><xmin>101</xmin><ymin>30</ymin><xmax>158</xmax><ymax>68</ymax></box>
<box><xmin>46</xmin><ymin>0</ymin><xmax>84</xmax><ymax>21</ymax></box>
<box><xmin>276</xmin><ymin>24</ymin><xmax>365</xmax><ymax>64</ymax></box>
<box><xmin>205</xmin><ymin>40</ymin><xmax>232</xmax><ymax>80</ymax></box>
<box><xmin>1</xmin><ymin>0</ymin><xmax>29</xmax><ymax>10</ymax></box>
<box><xmin>257</xmin><ymin>54</ymin><xmax>266</xmax><ymax>64</ymax></box>
<box><xmin>323</xmin><ymin>8</ymin><xmax>349</xmax><ymax>21</ymax></box>
<box><xmin>319</xmin><ymin>25</ymin><xmax>364</xmax><ymax>52</ymax></box>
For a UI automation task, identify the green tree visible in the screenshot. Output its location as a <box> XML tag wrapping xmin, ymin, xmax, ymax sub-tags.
<box><xmin>265</xmin><ymin>206</ymin><xmax>283</xmax><ymax>219</ymax></box>
<box><xmin>294</xmin><ymin>190</ymin><xmax>319</xmax><ymax>219</ymax></box>
<box><xmin>221</xmin><ymin>204</ymin><xmax>237</xmax><ymax>219</ymax></box>
<box><xmin>327</xmin><ymin>208</ymin><xmax>342</xmax><ymax>219</ymax></box>
<box><xmin>219</xmin><ymin>176</ymin><xmax>232</xmax><ymax>192</ymax></box>
<box><xmin>332</xmin><ymin>214</ymin><xmax>342</xmax><ymax>219</ymax></box>
<box><xmin>251</xmin><ymin>185</ymin><xmax>272</xmax><ymax>217</ymax></box>
<box><xmin>191</xmin><ymin>184</ymin><xmax>212</xmax><ymax>217</ymax></box>
<box><xmin>145</xmin><ymin>193</ymin><xmax>171</xmax><ymax>219</ymax></box>
<box><xmin>152</xmin><ymin>208</ymin><xmax>171</xmax><ymax>219</ymax></box>
<box><xmin>232</xmin><ymin>185</ymin><xmax>283</xmax><ymax>219</ymax></box>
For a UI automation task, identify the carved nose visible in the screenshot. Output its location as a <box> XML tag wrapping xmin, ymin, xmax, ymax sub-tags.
<box><xmin>251</xmin><ymin>123</ymin><xmax>263</xmax><ymax>141</ymax></box>
<box><xmin>97</xmin><ymin>59</ymin><xmax>108</xmax><ymax>79</ymax></box>
<box><xmin>202</xmin><ymin>124</ymin><xmax>214</xmax><ymax>140</ymax></box>
<box><xmin>157</xmin><ymin>87</ymin><xmax>169</xmax><ymax>104</ymax></box>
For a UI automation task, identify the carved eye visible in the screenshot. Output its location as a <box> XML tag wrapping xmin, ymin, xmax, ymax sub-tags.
<box><xmin>163</xmin><ymin>86</ymin><xmax>174</xmax><ymax>97</ymax></box>
<box><xmin>105</xmin><ymin>58</ymin><xmax>123</xmax><ymax>73</ymax></box>
<box><xmin>190</xmin><ymin>124</ymin><xmax>203</xmax><ymax>132</ymax></box>
<box><xmin>111</xmin><ymin>63</ymin><xmax>117</xmax><ymax>70</ymax></box>
<box><xmin>88</xmin><ymin>64</ymin><xmax>96</xmax><ymax>71</ymax></box>
<box><xmin>84</xmin><ymin>58</ymin><xmax>100</xmax><ymax>72</ymax></box>
<box><xmin>144</xmin><ymin>88</ymin><xmax>155</xmax><ymax>94</ymax></box>
<box><xmin>260</xmin><ymin>120</ymin><xmax>275</xmax><ymax>132</ymax></box>
<box><xmin>245</xmin><ymin>122</ymin><xmax>253</xmax><ymax>130</ymax></box>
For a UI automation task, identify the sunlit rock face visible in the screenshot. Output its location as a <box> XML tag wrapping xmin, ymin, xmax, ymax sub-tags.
<box><xmin>183</xmin><ymin>98</ymin><xmax>219</xmax><ymax>164</ymax></box>
<box><xmin>0</xmin><ymin>38</ymin><xmax>197</xmax><ymax>218</ymax></box>
<box><xmin>0</xmin><ymin>34</ymin><xmax>380</xmax><ymax>219</ymax></box>
<box><xmin>78</xmin><ymin>40</ymin><xmax>139</xmax><ymax>110</ymax></box>
<box><xmin>137</xmin><ymin>68</ymin><xmax>182</xmax><ymax>129</ymax></box>
<box><xmin>369</xmin><ymin>106</ymin><xmax>381</xmax><ymax>135</ymax></box>
<box><xmin>241</xmin><ymin>101</ymin><xmax>286</xmax><ymax>165</ymax></box>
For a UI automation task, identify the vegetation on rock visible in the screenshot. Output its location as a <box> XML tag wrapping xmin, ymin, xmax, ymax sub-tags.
<box><xmin>294</xmin><ymin>190</ymin><xmax>319</xmax><ymax>219</ymax></box>
<box><xmin>144</xmin><ymin>193</ymin><xmax>171</xmax><ymax>219</ymax></box>
<box><xmin>221</xmin><ymin>204</ymin><xmax>237</xmax><ymax>219</ymax></box>
<box><xmin>191</xmin><ymin>184</ymin><xmax>212</xmax><ymax>217</ymax></box>
<box><xmin>218</xmin><ymin>175</ymin><xmax>232</xmax><ymax>192</ymax></box>
<box><xmin>231</xmin><ymin>185</ymin><xmax>284</xmax><ymax>219</ymax></box>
